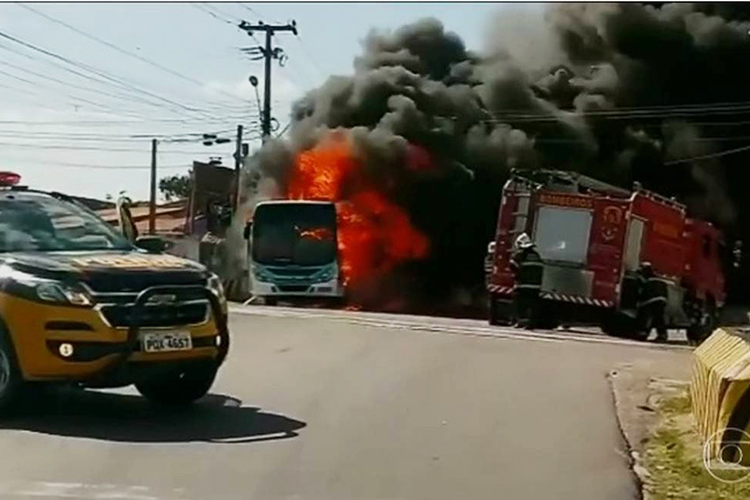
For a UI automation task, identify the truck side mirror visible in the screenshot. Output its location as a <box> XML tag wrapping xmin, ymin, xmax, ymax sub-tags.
<box><xmin>116</xmin><ymin>196</ymin><xmax>138</xmax><ymax>243</ymax></box>
<box><xmin>136</xmin><ymin>235</ymin><xmax>169</xmax><ymax>254</ymax></box>
<box><xmin>243</xmin><ymin>222</ymin><xmax>252</xmax><ymax>240</ymax></box>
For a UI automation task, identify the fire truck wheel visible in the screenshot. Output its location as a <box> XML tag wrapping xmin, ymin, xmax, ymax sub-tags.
<box><xmin>489</xmin><ymin>297</ymin><xmax>500</xmax><ymax>325</ymax></box>
<box><xmin>488</xmin><ymin>296</ymin><xmax>513</xmax><ymax>326</ymax></box>
<box><xmin>601</xmin><ymin>314</ymin><xmax>648</xmax><ymax>341</ymax></box>
<box><xmin>135</xmin><ymin>363</ymin><xmax>217</xmax><ymax>407</ymax></box>
<box><xmin>0</xmin><ymin>323</ymin><xmax>23</xmax><ymax>415</ymax></box>
<box><xmin>535</xmin><ymin>315</ymin><xmax>560</xmax><ymax>330</ymax></box>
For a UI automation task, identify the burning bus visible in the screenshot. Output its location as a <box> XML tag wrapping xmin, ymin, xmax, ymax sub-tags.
<box><xmin>246</xmin><ymin>200</ymin><xmax>343</xmax><ymax>304</ymax></box>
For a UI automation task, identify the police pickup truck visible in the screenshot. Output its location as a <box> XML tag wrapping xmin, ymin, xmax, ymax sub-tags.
<box><xmin>0</xmin><ymin>172</ymin><xmax>229</xmax><ymax>412</ymax></box>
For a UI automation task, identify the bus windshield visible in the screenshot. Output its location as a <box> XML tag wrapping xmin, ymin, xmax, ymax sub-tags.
<box><xmin>252</xmin><ymin>202</ymin><xmax>337</xmax><ymax>266</ymax></box>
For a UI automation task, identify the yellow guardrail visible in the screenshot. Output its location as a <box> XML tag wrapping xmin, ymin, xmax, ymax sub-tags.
<box><xmin>691</xmin><ymin>327</ymin><xmax>750</xmax><ymax>466</ymax></box>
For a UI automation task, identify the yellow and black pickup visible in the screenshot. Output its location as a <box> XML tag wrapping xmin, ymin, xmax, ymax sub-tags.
<box><xmin>0</xmin><ymin>179</ymin><xmax>230</xmax><ymax>412</ymax></box>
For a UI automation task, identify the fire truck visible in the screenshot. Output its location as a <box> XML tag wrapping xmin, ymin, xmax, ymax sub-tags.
<box><xmin>486</xmin><ymin>170</ymin><xmax>728</xmax><ymax>342</ymax></box>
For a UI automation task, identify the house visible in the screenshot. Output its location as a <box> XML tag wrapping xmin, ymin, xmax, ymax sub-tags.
<box><xmin>96</xmin><ymin>199</ymin><xmax>189</xmax><ymax>236</ymax></box>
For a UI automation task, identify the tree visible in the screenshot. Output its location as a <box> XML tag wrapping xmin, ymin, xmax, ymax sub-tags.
<box><xmin>159</xmin><ymin>172</ymin><xmax>191</xmax><ymax>201</ymax></box>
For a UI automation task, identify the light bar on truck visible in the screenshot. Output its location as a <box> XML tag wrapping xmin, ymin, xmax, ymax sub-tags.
<box><xmin>0</xmin><ymin>171</ymin><xmax>21</xmax><ymax>187</ymax></box>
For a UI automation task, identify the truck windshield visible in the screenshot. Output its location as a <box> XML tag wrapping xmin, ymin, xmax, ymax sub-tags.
<box><xmin>252</xmin><ymin>202</ymin><xmax>337</xmax><ymax>266</ymax></box>
<box><xmin>0</xmin><ymin>192</ymin><xmax>132</xmax><ymax>253</ymax></box>
<box><xmin>533</xmin><ymin>206</ymin><xmax>593</xmax><ymax>264</ymax></box>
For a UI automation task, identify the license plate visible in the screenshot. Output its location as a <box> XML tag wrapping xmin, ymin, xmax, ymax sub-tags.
<box><xmin>141</xmin><ymin>331</ymin><xmax>192</xmax><ymax>353</ymax></box>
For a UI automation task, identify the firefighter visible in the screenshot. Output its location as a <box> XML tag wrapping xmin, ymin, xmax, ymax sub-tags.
<box><xmin>636</xmin><ymin>262</ymin><xmax>669</xmax><ymax>343</ymax></box>
<box><xmin>511</xmin><ymin>233</ymin><xmax>544</xmax><ymax>329</ymax></box>
<box><xmin>484</xmin><ymin>241</ymin><xmax>496</xmax><ymax>286</ymax></box>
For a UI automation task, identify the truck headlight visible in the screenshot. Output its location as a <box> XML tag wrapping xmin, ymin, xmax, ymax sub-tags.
<box><xmin>207</xmin><ymin>273</ymin><xmax>226</xmax><ymax>301</ymax></box>
<box><xmin>36</xmin><ymin>282</ymin><xmax>92</xmax><ymax>306</ymax></box>
<box><xmin>1</xmin><ymin>265</ymin><xmax>92</xmax><ymax>306</ymax></box>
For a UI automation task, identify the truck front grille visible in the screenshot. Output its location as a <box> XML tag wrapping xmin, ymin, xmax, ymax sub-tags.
<box><xmin>99</xmin><ymin>303</ymin><xmax>208</xmax><ymax>328</ymax></box>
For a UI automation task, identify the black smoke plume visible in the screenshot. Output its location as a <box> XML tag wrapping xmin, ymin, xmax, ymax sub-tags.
<box><xmin>243</xmin><ymin>4</ymin><xmax>750</xmax><ymax>308</ymax></box>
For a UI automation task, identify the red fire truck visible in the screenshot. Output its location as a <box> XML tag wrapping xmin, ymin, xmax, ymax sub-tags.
<box><xmin>486</xmin><ymin>170</ymin><xmax>727</xmax><ymax>342</ymax></box>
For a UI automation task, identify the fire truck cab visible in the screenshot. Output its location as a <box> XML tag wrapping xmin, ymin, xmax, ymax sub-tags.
<box><xmin>486</xmin><ymin>170</ymin><xmax>726</xmax><ymax>342</ymax></box>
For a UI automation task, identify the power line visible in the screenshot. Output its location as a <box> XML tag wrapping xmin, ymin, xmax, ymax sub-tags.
<box><xmin>492</xmin><ymin>99</ymin><xmax>750</xmax><ymax>118</ymax></box>
<box><xmin>478</xmin><ymin>102</ymin><xmax>750</xmax><ymax>124</ymax></box>
<box><xmin>276</xmin><ymin>121</ymin><xmax>292</xmax><ymax>138</ymax></box>
<box><xmin>30</xmin><ymin>163</ymin><xmax>189</xmax><ymax>170</ymax></box>
<box><xmin>234</xmin><ymin>3</ymin><xmax>282</xmax><ymax>24</ymax></box>
<box><xmin>0</xmin><ymin>155</ymin><xmax>191</xmax><ymax>170</ymax></box>
<box><xmin>274</xmin><ymin>40</ymin><xmax>313</xmax><ymax>91</ymax></box>
<box><xmin>293</xmin><ymin>34</ymin><xmax>325</xmax><ymax>81</ymax></box>
<box><xmin>0</xmin><ymin>59</ymin><xmax>168</xmax><ymax>118</ymax></box>
<box><xmin>0</xmin><ymin>141</ymin><xmax>245</xmax><ymax>154</ymax></box>
<box><xmin>203</xmin><ymin>3</ymin><xmax>242</xmax><ymax>23</ymax></box>
<box><xmin>0</xmin><ymin>40</ymin><xmax>201</xmax><ymax>120</ymax></box>
<box><xmin>0</xmin><ymin>78</ymin><xmax>150</xmax><ymax>121</ymax></box>
<box><xmin>664</xmin><ymin>143</ymin><xmax>750</xmax><ymax>165</ymax></box>
<box><xmin>0</xmin><ymin>54</ymin><xmax>146</xmax><ymax>104</ymax></box>
<box><xmin>0</xmin><ymin>28</ymin><xmax>220</xmax><ymax>120</ymax></box>
<box><xmin>19</xmin><ymin>3</ymin><xmax>251</xmax><ymax>108</ymax></box>
<box><xmin>193</xmin><ymin>3</ymin><xmax>236</xmax><ymax>26</ymax></box>
<box><xmin>0</xmin><ymin>128</ymin><xmax>243</xmax><ymax>143</ymax></box>
<box><xmin>235</xmin><ymin>3</ymin><xmax>264</xmax><ymax>19</ymax></box>
<box><xmin>0</xmin><ymin>117</ymin><xmax>247</xmax><ymax>125</ymax></box>
<box><xmin>0</xmin><ymin>79</ymin><xmax>40</xmax><ymax>98</ymax></box>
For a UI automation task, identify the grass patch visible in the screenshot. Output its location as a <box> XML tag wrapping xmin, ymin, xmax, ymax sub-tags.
<box><xmin>659</xmin><ymin>392</ymin><xmax>692</xmax><ymax>416</ymax></box>
<box><xmin>643</xmin><ymin>391</ymin><xmax>750</xmax><ymax>499</ymax></box>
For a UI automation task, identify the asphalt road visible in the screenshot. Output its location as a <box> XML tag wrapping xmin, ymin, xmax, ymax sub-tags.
<box><xmin>0</xmin><ymin>306</ymin><xmax>692</xmax><ymax>500</ymax></box>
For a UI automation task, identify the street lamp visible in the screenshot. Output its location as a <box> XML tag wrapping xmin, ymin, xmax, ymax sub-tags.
<box><xmin>249</xmin><ymin>75</ymin><xmax>262</xmax><ymax>119</ymax></box>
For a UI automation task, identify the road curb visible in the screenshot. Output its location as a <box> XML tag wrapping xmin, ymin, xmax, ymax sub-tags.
<box><xmin>608</xmin><ymin>365</ymin><xmax>692</xmax><ymax>500</ymax></box>
<box><xmin>608</xmin><ymin>368</ymin><xmax>649</xmax><ymax>500</ymax></box>
<box><xmin>230</xmin><ymin>304</ymin><xmax>693</xmax><ymax>352</ymax></box>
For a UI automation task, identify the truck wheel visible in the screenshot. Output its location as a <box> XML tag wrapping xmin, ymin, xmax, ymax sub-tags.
<box><xmin>488</xmin><ymin>295</ymin><xmax>512</xmax><ymax>326</ymax></box>
<box><xmin>135</xmin><ymin>363</ymin><xmax>218</xmax><ymax>407</ymax></box>
<box><xmin>0</xmin><ymin>324</ymin><xmax>23</xmax><ymax>414</ymax></box>
<box><xmin>534</xmin><ymin>307</ymin><xmax>560</xmax><ymax>330</ymax></box>
<box><xmin>488</xmin><ymin>296</ymin><xmax>500</xmax><ymax>325</ymax></box>
<box><xmin>265</xmin><ymin>297</ymin><xmax>278</xmax><ymax>306</ymax></box>
<box><xmin>601</xmin><ymin>313</ymin><xmax>648</xmax><ymax>341</ymax></box>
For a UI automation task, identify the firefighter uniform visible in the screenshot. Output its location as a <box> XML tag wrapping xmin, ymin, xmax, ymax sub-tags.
<box><xmin>484</xmin><ymin>242</ymin><xmax>495</xmax><ymax>286</ymax></box>
<box><xmin>637</xmin><ymin>263</ymin><xmax>669</xmax><ymax>342</ymax></box>
<box><xmin>511</xmin><ymin>235</ymin><xmax>544</xmax><ymax>329</ymax></box>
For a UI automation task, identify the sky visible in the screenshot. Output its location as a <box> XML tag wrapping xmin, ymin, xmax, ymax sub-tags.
<box><xmin>0</xmin><ymin>2</ymin><xmax>543</xmax><ymax>201</ymax></box>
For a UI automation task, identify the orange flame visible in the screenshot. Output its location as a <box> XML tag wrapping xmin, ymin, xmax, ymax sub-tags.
<box><xmin>297</xmin><ymin>227</ymin><xmax>334</xmax><ymax>241</ymax></box>
<box><xmin>287</xmin><ymin>133</ymin><xmax>429</xmax><ymax>288</ymax></box>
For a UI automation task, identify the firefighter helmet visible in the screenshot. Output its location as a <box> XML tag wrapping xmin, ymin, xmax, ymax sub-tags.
<box><xmin>515</xmin><ymin>233</ymin><xmax>534</xmax><ymax>250</ymax></box>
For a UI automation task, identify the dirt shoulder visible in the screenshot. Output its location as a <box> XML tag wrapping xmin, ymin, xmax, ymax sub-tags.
<box><xmin>610</xmin><ymin>360</ymin><xmax>750</xmax><ymax>499</ymax></box>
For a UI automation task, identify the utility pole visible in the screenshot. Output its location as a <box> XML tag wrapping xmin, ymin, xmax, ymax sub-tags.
<box><xmin>238</xmin><ymin>20</ymin><xmax>297</xmax><ymax>142</ymax></box>
<box><xmin>149</xmin><ymin>138</ymin><xmax>157</xmax><ymax>235</ymax></box>
<box><xmin>234</xmin><ymin>124</ymin><xmax>243</xmax><ymax>210</ymax></box>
